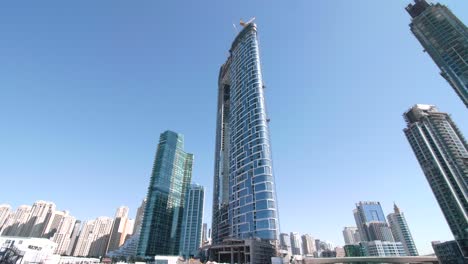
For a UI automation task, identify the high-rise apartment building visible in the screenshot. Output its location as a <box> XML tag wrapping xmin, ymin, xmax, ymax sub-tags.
<box><xmin>301</xmin><ymin>234</ymin><xmax>316</xmax><ymax>255</ymax></box>
<box><xmin>406</xmin><ymin>0</ymin><xmax>468</xmax><ymax>107</ymax></box>
<box><xmin>290</xmin><ymin>232</ymin><xmax>302</xmax><ymax>256</ymax></box>
<box><xmin>20</xmin><ymin>200</ymin><xmax>55</xmax><ymax>238</ymax></box>
<box><xmin>403</xmin><ymin>104</ymin><xmax>468</xmax><ymax>257</ymax></box>
<box><xmin>107</xmin><ymin>206</ymin><xmax>132</xmax><ymax>253</ymax></box>
<box><xmin>387</xmin><ymin>204</ymin><xmax>418</xmax><ymax>256</ymax></box>
<box><xmin>51</xmin><ymin>213</ymin><xmax>77</xmax><ymax>255</ymax></box>
<box><xmin>342</xmin><ymin>226</ymin><xmax>361</xmax><ymax>245</ymax></box>
<box><xmin>67</xmin><ymin>220</ymin><xmax>82</xmax><ymax>256</ymax></box>
<box><xmin>0</xmin><ymin>205</ymin><xmax>11</xmax><ymax>230</ymax></box>
<box><xmin>1</xmin><ymin>205</ymin><xmax>31</xmax><ymax>236</ymax></box>
<box><xmin>73</xmin><ymin>220</ymin><xmax>96</xmax><ymax>257</ymax></box>
<box><xmin>180</xmin><ymin>184</ymin><xmax>204</xmax><ymax>258</ymax></box>
<box><xmin>137</xmin><ymin>131</ymin><xmax>193</xmax><ymax>257</ymax></box>
<box><xmin>73</xmin><ymin>217</ymin><xmax>113</xmax><ymax>257</ymax></box>
<box><xmin>88</xmin><ymin>217</ymin><xmax>113</xmax><ymax>257</ymax></box>
<box><xmin>43</xmin><ymin>210</ymin><xmax>67</xmax><ymax>238</ymax></box>
<box><xmin>107</xmin><ymin>200</ymin><xmax>146</xmax><ymax>259</ymax></box>
<box><xmin>202</xmin><ymin>223</ymin><xmax>209</xmax><ymax>245</ymax></box>
<box><xmin>353</xmin><ymin>201</ymin><xmax>394</xmax><ymax>242</ymax></box>
<box><xmin>211</xmin><ymin>20</ymin><xmax>279</xmax><ymax>246</ymax></box>
<box><xmin>279</xmin><ymin>233</ymin><xmax>292</xmax><ymax>256</ymax></box>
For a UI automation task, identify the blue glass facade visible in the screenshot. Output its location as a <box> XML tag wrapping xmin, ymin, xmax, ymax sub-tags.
<box><xmin>212</xmin><ymin>22</ymin><xmax>279</xmax><ymax>244</ymax></box>
<box><xmin>354</xmin><ymin>201</ymin><xmax>391</xmax><ymax>242</ymax></box>
<box><xmin>180</xmin><ymin>184</ymin><xmax>204</xmax><ymax>258</ymax></box>
<box><xmin>137</xmin><ymin>131</ymin><xmax>193</xmax><ymax>257</ymax></box>
<box><xmin>406</xmin><ymin>0</ymin><xmax>468</xmax><ymax>107</ymax></box>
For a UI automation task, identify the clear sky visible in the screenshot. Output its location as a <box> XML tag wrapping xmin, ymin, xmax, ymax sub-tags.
<box><xmin>0</xmin><ymin>0</ymin><xmax>467</xmax><ymax>255</ymax></box>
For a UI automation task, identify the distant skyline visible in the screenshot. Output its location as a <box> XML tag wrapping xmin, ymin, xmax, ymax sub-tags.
<box><xmin>0</xmin><ymin>0</ymin><xmax>467</xmax><ymax>255</ymax></box>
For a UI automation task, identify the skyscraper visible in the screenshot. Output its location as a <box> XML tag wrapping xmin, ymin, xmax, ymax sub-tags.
<box><xmin>51</xmin><ymin>213</ymin><xmax>77</xmax><ymax>255</ymax></box>
<box><xmin>342</xmin><ymin>227</ymin><xmax>360</xmax><ymax>245</ymax></box>
<box><xmin>353</xmin><ymin>201</ymin><xmax>394</xmax><ymax>242</ymax></box>
<box><xmin>279</xmin><ymin>233</ymin><xmax>292</xmax><ymax>256</ymax></box>
<box><xmin>0</xmin><ymin>205</ymin><xmax>11</xmax><ymax>230</ymax></box>
<box><xmin>406</xmin><ymin>0</ymin><xmax>468</xmax><ymax>107</ymax></box>
<box><xmin>290</xmin><ymin>232</ymin><xmax>302</xmax><ymax>256</ymax></box>
<box><xmin>301</xmin><ymin>234</ymin><xmax>316</xmax><ymax>255</ymax></box>
<box><xmin>387</xmin><ymin>204</ymin><xmax>419</xmax><ymax>256</ymax></box>
<box><xmin>1</xmin><ymin>205</ymin><xmax>31</xmax><ymax>236</ymax></box>
<box><xmin>180</xmin><ymin>184</ymin><xmax>204</xmax><ymax>258</ymax></box>
<box><xmin>107</xmin><ymin>206</ymin><xmax>131</xmax><ymax>254</ymax></box>
<box><xmin>138</xmin><ymin>130</ymin><xmax>193</xmax><ymax>257</ymax></box>
<box><xmin>67</xmin><ymin>220</ymin><xmax>82</xmax><ymax>256</ymax></box>
<box><xmin>211</xmin><ymin>20</ymin><xmax>279</xmax><ymax>245</ymax></box>
<box><xmin>403</xmin><ymin>104</ymin><xmax>468</xmax><ymax>257</ymax></box>
<box><xmin>20</xmin><ymin>200</ymin><xmax>55</xmax><ymax>238</ymax></box>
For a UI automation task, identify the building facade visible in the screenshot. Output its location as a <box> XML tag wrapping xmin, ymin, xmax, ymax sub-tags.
<box><xmin>180</xmin><ymin>184</ymin><xmax>204</xmax><ymax>259</ymax></box>
<box><xmin>353</xmin><ymin>201</ymin><xmax>394</xmax><ymax>242</ymax></box>
<box><xmin>0</xmin><ymin>205</ymin><xmax>11</xmax><ymax>230</ymax></box>
<box><xmin>107</xmin><ymin>206</ymin><xmax>132</xmax><ymax>254</ymax></box>
<box><xmin>51</xmin><ymin>213</ymin><xmax>77</xmax><ymax>255</ymax></box>
<box><xmin>432</xmin><ymin>240</ymin><xmax>466</xmax><ymax>264</ymax></box>
<box><xmin>360</xmin><ymin>241</ymin><xmax>406</xmax><ymax>257</ymax></box>
<box><xmin>406</xmin><ymin>0</ymin><xmax>468</xmax><ymax>107</ymax></box>
<box><xmin>290</xmin><ymin>232</ymin><xmax>302</xmax><ymax>256</ymax></box>
<box><xmin>19</xmin><ymin>200</ymin><xmax>55</xmax><ymax>238</ymax></box>
<box><xmin>137</xmin><ymin>130</ymin><xmax>193</xmax><ymax>257</ymax></box>
<box><xmin>211</xmin><ymin>20</ymin><xmax>280</xmax><ymax>247</ymax></box>
<box><xmin>403</xmin><ymin>104</ymin><xmax>468</xmax><ymax>257</ymax></box>
<box><xmin>301</xmin><ymin>234</ymin><xmax>316</xmax><ymax>255</ymax></box>
<box><xmin>387</xmin><ymin>204</ymin><xmax>419</xmax><ymax>256</ymax></box>
<box><xmin>342</xmin><ymin>226</ymin><xmax>360</xmax><ymax>245</ymax></box>
<box><xmin>279</xmin><ymin>233</ymin><xmax>292</xmax><ymax>256</ymax></box>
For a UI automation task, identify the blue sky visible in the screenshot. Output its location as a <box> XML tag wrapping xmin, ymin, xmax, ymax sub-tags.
<box><xmin>0</xmin><ymin>0</ymin><xmax>466</xmax><ymax>255</ymax></box>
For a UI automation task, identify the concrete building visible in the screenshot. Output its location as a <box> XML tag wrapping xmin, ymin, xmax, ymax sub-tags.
<box><xmin>403</xmin><ymin>104</ymin><xmax>468</xmax><ymax>257</ymax></box>
<box><xmin>1</xmin><ymin>205</ymin><xmax>32</xmax><ymax>237</ymax></box>
<box><xmin>387</xmin><ymin>204</ymin><xmax>418</xmax><ymax>256</ymax></box>
<box><xmin>107</xmin><ymin>199</ymin><xmax>146</xmax><ymax>259</ymax></box>
<box><xmin>406</xmin><ymin>0</ymin><xmax>468</xmax><ymax>107</ymax></box>
<box><xmin>342</xmin><ymin>227</ymin><xmax>360</xmax><ymax>245</ymax></box>
<box><xmin>73</xmin><ymin>217</ymin><xmax>113</xmax><ymax>257</ymax></box>
<box><xmin>20</xmin><ymin>200</ymin><xmax>56</xmax><ymax>238</ymax></box>
<box><xmin>51</xmin><ymin>213</ymin><xmax>77</xmax><ymax>255</ymax></box>
<box><xmin>211</xmin><ymin>20</ymin><xmax>280</xmax><ymax>248</ymax></box>
<box><xmin>0</xmin><ymin>205</ymin><xmax>11</xmax><ymax>230</ymax></box>
<box><xmin>301</xmin><ymin>234</ymin><xmax>316</xmax><ymax>255</ymax></box>
<box><xmin>106</xmin><ymin>206</ymin><xmax>132</xmax><ymax>254</ymax></box>
<box><xmin>66</xmin><ymin>220</ymin><xmax>81</xmax><ymax>256</ymax></box>
<box><xmin>279</xmin><ymin>233</ymin><xmax>292</xmax><ymax>257</ymax></box>
<box><xmin>137</xmin><ymin>131</ymin><xmax>193</xmax><ymax>257</ymax></box>
<box><xmin>87</xmin><ymin>217</ymin><xmax>113</xmax><ymax>257</ymax></box>
<box><xmin>43</xmin><ymin>210</ymin><xmax>68</xmax><ymax>239</ymax></box>
<box><xmin>361</xmin><ymin>240</ymin><xmax>406</xmax><ymax>257</ymax></box>
<box><xmin>180</xmin><ymin>184</ymin><xmax>204</xmax><ymax>259</ymax></box>
<box><xmin>290</xmin><ymin>232</ymin><xmax>302</xmax><ymax>256</ymax></box>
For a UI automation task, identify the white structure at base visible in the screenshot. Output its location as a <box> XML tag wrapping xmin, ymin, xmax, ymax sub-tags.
<box><xmin>154</xmin><ymin>255</ymin><xmax>183</xmax><ymax>264</ymax></box>
<box><xmin>361</xmin><ymin>240</ymin><xmax>406</xmax><ymax>256</ymax></box>
<box><xmin>0</xmin><ymin>236</ymin><xmax>57</xmax><ymax>264</ymax></box>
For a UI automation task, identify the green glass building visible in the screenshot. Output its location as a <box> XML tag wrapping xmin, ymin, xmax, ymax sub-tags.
<box><xmin>137</xmin><ymin>131</ymin><xmax>194</xmax><ymax>257</ymax></box>
<box><xmin>406</xmin><ymin>0</ymin><xmax>468</xmax><ymax>107</ymax></box>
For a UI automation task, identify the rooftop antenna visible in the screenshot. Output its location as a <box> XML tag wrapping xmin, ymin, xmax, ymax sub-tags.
<box><xmin>240</xmin><ymin>17</ymin><xmax>256</xmax><ymax>27</ymax></box>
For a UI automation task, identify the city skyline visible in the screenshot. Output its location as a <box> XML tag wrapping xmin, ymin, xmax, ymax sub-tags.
<box><xmin>1</xmin><ymin>0</ymin><xmax>467</xmax><ymax>256</ymax></box>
